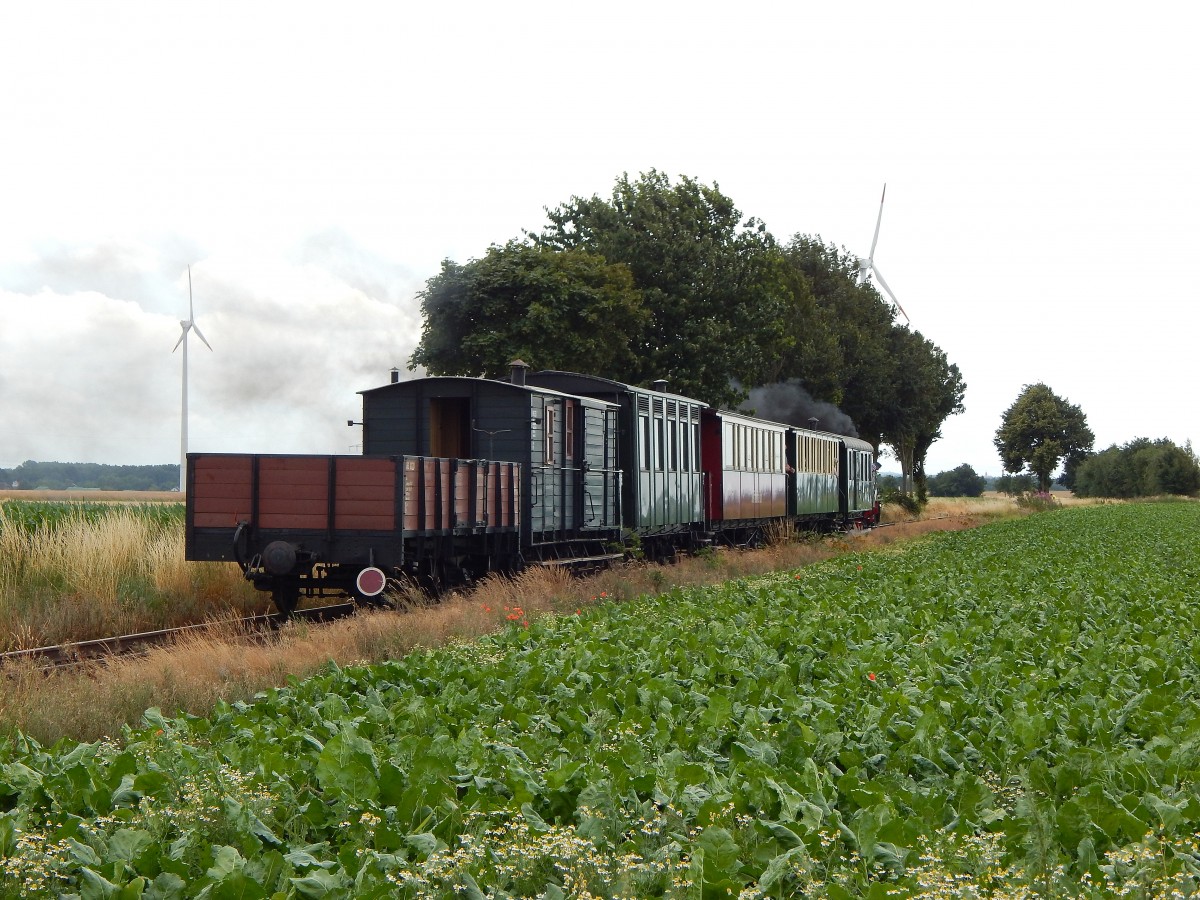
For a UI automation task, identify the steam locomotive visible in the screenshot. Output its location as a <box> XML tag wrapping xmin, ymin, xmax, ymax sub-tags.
<box><xmin>185</xmin><ymin>362</ymin><xmax>878</xmax><ymax>613</ymax></box>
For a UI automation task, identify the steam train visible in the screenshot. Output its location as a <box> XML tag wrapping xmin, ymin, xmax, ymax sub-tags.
<box><xmin>185</xmin><ymin>362</ymin><xmax>879</xmax><ymax>613</ymax></box>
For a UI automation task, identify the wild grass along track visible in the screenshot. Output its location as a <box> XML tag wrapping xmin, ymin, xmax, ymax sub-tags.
<box><xmin>0</xmin><ymin>602</ymin><xmax>357</xmax><ymax>671</ymax></box>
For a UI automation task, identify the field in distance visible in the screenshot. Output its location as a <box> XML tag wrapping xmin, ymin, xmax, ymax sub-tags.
<box><xmin>0</xmin><ymin>489</ymin><xmax>182</xmax><ymax>502</ymax></box>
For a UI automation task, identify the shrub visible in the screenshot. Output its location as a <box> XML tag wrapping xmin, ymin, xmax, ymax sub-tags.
<box><xmin>1015</xmin><ymin>490</ymin><xmax>1059</xmax><ymax>512</ymax></box>
<box><xmin>881</xmin><ymin>485</ymin><xmax>923</xmax><ymax>515</ymax></box>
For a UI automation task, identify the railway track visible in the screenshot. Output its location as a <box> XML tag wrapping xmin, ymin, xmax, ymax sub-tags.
<box><xmin>0</xmin><ymin>603</ymin><xmax>358</xmax><ymax>671</ymax></box>
<box><xmin>871</xmin><ymin>513</ymin><xmax>955</xmax><ymax>529</ymax></box>
<box><xmin>2</xmin><ymin>517</ymin><xmax>963</xmax><ymax>673</ymax></box>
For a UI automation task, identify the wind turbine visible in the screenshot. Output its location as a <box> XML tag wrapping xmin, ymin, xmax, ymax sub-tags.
<box><xmin>856</xmin><ymin>184</ymin><xmax>910</xmax><ymax>324</ymax></box>
<box><xmin>173</xmin><ymin>265</ymin><xmax>212</xmax><ymax>492</ymax></box>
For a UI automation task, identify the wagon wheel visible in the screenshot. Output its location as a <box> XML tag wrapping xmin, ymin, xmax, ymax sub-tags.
<box><xmin>271</xmin><ymin>583</ymin><xmax>300</xmax><ymax>619</ymax></box>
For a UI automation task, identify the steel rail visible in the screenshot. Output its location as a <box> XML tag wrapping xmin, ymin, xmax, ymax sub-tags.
<box><xmin>1</xmin><ymin>603</ymin><xmax>358</xmax><ymax>671</ymax></box>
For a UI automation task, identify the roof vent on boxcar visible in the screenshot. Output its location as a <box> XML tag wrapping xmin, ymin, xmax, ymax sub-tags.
<box><xmin>509</xmin><ymin>359</ymin><xmax>529</xmax><ymax>386</ymax></box>
<box><xmin>652</xmin><ymin>378</ymin><xmax>669</xmax><ymax>393</ymax></box>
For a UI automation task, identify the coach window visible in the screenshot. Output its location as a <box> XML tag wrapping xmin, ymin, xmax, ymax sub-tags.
<box><xmin>564</xmin><ymin>401</ymin><xmax>575</xmax><ymax>462</ymax></box>
<box><xmin>640</xmin><ymin>414</ymin><xmax>650</xmax><ymax>470</ymax></box>
<box><xmin>669</xmin><ymin>417</ymin><xmax>679</xmax><ymax>471</ymax></box>
<box><xmin>544</xmin><ymin>407</ymin><xmax>556</xmax><ymax>464</ymax></box>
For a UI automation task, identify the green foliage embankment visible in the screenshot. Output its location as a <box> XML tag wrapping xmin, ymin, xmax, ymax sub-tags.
<box><xmin>1</xmin><ymin>503</ymin><xmax>1197</xmax><ymax>897</ymax></box>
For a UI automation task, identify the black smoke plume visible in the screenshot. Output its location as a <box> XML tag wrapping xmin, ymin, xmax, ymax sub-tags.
<box><xmin>740</xmin><ymin>380</ymin><xmax>858</xmax><ymax>437</ymax></box>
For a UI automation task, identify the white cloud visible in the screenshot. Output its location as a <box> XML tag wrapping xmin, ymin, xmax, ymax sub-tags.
<box><xmin>1</xmin><ymin>1</ymin><xmax>1198</xmax><ymax>476</ymax></box>
<box><xmin>0</xmin><ymin>240</ymin><xmax>424</xmax><ymax>467</ymax></box>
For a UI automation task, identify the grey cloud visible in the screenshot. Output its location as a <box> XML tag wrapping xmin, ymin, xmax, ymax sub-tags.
<box><xmin>0</xmin><ymin>237</ymin><xmax>204</xmax><ymax>314</ymax></box>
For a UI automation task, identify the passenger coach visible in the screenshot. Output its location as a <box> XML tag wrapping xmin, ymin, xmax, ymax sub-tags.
<box><xmin>525</xmin><ymin>371</ymin><xmax>707</xmax><ymax>556</ymax></box>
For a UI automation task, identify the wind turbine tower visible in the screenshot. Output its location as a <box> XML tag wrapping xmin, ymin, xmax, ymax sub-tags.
<box><xmin>857</xmin><ymin>184</ymin><xmax>910</xmax><ymax>324</ymax></box>
<box><xmin>173</xmin><ymin>266</ymin><xmax>213</xmax><ymax>492</ymax></box>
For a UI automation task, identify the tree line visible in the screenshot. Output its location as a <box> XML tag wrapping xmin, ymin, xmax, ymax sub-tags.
<box><xmin>410</xmin><ymin>171</ymin><xmax>965</xmax><ymax>493</ymax></box>
<box><xmin>0</xmin><ymin>461</ymin><xmax>179</xmax><ymax>492</ymax></box>
<box><xmin>992</xmin><ymin>382</ymin><xmax>1199</xmax><ymax>499</ymax></box>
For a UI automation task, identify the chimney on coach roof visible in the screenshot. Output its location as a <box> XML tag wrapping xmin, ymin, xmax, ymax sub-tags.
<box><xmin>390</xmin><ymin>367</ymin><xmax>400</xmax><ymax>384</ymax></box>
<box><xmin>510</xmin><ymin>359</ymin><xmax>529</xmax><ymax>386</ymax></box>
<box><xmin>652</xmin><ymin>378</ymin><xmax>669</xmax><ymax>393</ymax></box>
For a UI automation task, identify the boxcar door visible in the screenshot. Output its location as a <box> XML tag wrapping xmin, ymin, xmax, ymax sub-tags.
<box><xmin>429</xmin><ymin>397</ymin><xmax>471</xmax><ymax>458</ymax></box>
<box><xmin>581</xmin><ymin>404</ymin><xmax>620</xmax><ymax>529</ymax></box>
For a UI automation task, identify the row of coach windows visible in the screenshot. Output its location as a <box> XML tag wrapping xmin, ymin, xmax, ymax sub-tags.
<box><xmin>722</xmin><ymin>421</ymin><xmax>785</xmax><ymax>473</ymax></box>
<box><xmin>797</xmin><ymin>434</ymin><xmax>838</xmax><ymax>475</ymax></box>
<box><xmin>639</xmin><ymin>406</ymin><xmax>701</xmax><ymax>472</ymax></box>
<box><xmin>847</xmin><ymin>450</ymin><xmax>873</xmax><ymax>482</ymax></box>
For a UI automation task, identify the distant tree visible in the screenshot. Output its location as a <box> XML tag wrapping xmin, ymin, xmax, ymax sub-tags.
<box><xmin>877</xmin><ymin>473</ymin><xmax>901</xmax><ymax>493</ymax></box>
<box><xmin>1073</xmin><ymin>438</ymin><xmax>1200</xmax><ymax>498</ymax></box>
<box><xmin>928</xmin><ymin>463</ymin><xmax>986</xmax><ymax>497</ymax></box>
<box><xmin>0</xmin><ymin>461</ymin><xmax>178</xmax><ymax>491</ymax></box>
<box><xmin>994</xmin><ymin>384</ymin><xmax>1094</xmax><ymax>493</ymax></box>
<box><xmin>409</xmin><ymin>242</ymin><xmax>648</xmax><ymax>379</ymax></box>
<box><xmin>880</xmin><ymin>327</ymin><xmax>966</xmax><ymax>495</ymax></box>
<box><xmin>995</xmin><ymin>473</ymin><xmax>1037</xmax><ymax>496</ymax></box>
<box><xmin>1057</xmin><ymin>451</ymin><xmax>1090</xmax><ymax>491</ymax></box>
<box><xmin>1154</xmin><ymin>439</ymin><xmax>1200</xmax><ymax>495</ymax></box>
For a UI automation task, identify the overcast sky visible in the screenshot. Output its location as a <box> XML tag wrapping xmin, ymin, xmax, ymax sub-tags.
<box><xmin>2</xmin><ymin>2</ymin><xmax>1196</xmax><ymax>478</ymax></box>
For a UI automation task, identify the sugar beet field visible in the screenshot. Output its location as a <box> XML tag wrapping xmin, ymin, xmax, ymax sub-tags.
<box><xmin>2</xmin><ymin>502</ymin><xmax>1199</xmax><ymax>898</ymax></box>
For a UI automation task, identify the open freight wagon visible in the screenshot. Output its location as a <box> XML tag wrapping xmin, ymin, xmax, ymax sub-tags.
<box><xmin>186</xmin><ymin>453</ymin><xmax>521</xmax><ymax>613</ymax></box>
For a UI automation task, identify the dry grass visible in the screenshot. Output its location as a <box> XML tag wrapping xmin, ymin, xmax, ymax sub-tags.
<box><xmin>0</xmin><ymin>504</ymin><xmax>264</xmax><ymax>649</ymax></box>
<box><xmin>0</xmin><ymin>502</ymin><xmax>1020</xmax><ymax>745</ymax></box>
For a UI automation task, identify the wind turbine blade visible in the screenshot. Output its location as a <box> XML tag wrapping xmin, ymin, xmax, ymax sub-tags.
<box><xmin>192</xmin><ymin>322</ymin><xmax>213</xmax><ymax>351</ymax></box>
<box><xmin>188</xmin><ymin>265</ymin><xmax>195</xmax><ymax>321</ymax></box>
<box><xmin>871</xmin><ymin>265</ymin><xmax>910</xmax><ymax>323</ymax></box>
<box><xmin>172</xmin><ymin>326</ymin><xmax>187</xmax><ymax>352</ymax></box>
<box><xmin>867</xmin><ymin>183</ymin><xmax>887</xmax><ymax>260</ymax></box>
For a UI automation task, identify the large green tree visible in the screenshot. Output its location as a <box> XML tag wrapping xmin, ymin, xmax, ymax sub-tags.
<box><xmin>407</xmin><ymin>172</ymin><xmax>968</xmax><ymax>483</ymax></box>
<box><xmin>409</xmin><ymin>242</ymin><xmax>648</xmax><ymax>379</ymax></box>
<box><xmin>994</xmin><ymin>384</ymin><xmax>1094</xmax><ymax>492</ymax></box>
<box><xmin>533</xmin><ymin>170</ymin><xmax>796</xmax><ymax>406</ymax></box>
<box><xmin>880</xmin><ymin>327</ymin><xmax>966</xmax><ymax>495</ymax></box>
<box><xmin>778</xmin><ymin>236</ymin><xmax>894</xmax><ymax>442</ymax></box>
